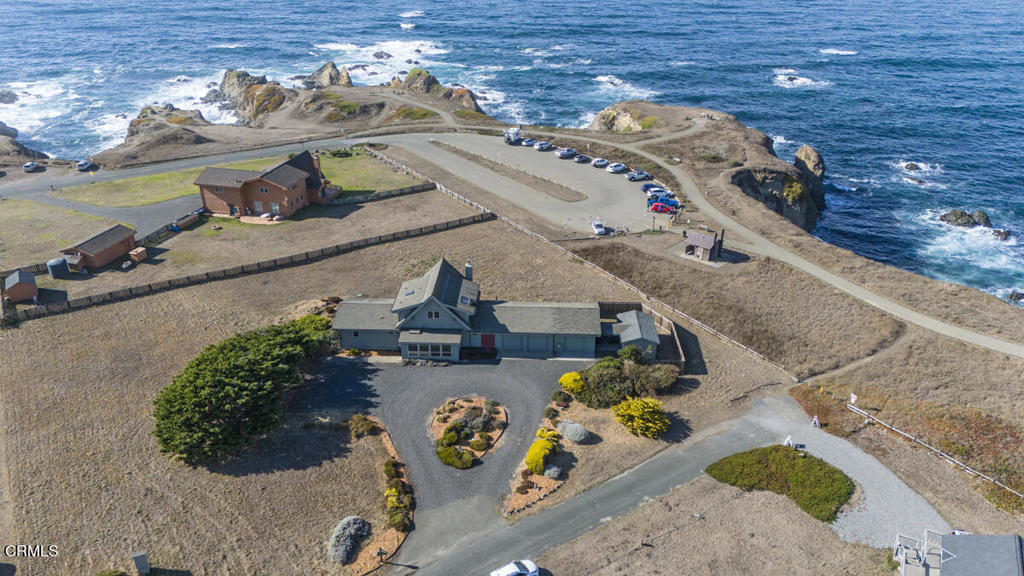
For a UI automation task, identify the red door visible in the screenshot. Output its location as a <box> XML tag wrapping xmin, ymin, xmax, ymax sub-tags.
<box><xmin>481</xmin><ymin>334</ymin><xmax>495</xmax><ymax>348</ymax></box>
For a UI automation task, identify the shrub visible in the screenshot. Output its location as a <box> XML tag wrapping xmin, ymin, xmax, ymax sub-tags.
<box><xmin>536</xmin><ymin>427</ymin><xmax>560</xmax><ymax>441</ymax></box>
<box><xmin>347</xmin><ymin>414</ymin><xmax>377</xmax><ymax>439</ymax></box>
<box><xmin>439</xmin><ymin>420</ymin><xmax>470</xmax><ymax>448</ymax></box>
<box><xmin>383</xmin><ymin>458</ymin><xmax>399</xmax><ymax>479</ymax></box>
<box><xmin>388</xmin><ymin>509</ymin><xmax>412</xmax><ymax>532</ymax></box>
<box><xmin>555</xmin><ymin>401</ymin><xmax>569</xmax><ymax>409</ymax></box>
<box><xmin>327</xmin><ymin>516</ymin><xmax>370</xmax><ymax>565</ymax></box>
<box><xmin>783</xmin><ymin>174</ymin><xmax>809</xmax><ymax>203</ymax></box>
<box><xmin>463</xmin><ymin>405</ymin><xmax>484</xmax><ymax>422</ymax></box>
<box><xmin>152</xmin><ymin>316</ymin><xmax>334</xmax><ymax>462</ymax></box>
<box><xmin>639</xmin><ymin>115</ymin><xmax>660</xmax><ymax>130</ymax></box>
<box><xmin>559</xmin><ymin>371</ymin><xmax>585</xmax><ymax>394</ymax></box>
<box><xmin>484</xmin><ymin>399</ymin><xmax>501</xmax><ymax>414</ymax></box>
<box><xmin>551</xmin><ymin>390</ymin><xmax>572</xmax><ymax>403</ymax></box>
<box><xmin>465</xmin><ymin>407</ymin><xmax>492</xmax><ymax>432</ymax></box>
<box><xmin>346</xmin><ymin>348</ymin><xmax>360</xmax><ymax>357</ymax></box>
<box><xmin>706</xmin><ymin>445</ymin><xmax>855</xmax><ymax>522</ymax></box>
<box><xmin>436</xmin><ymin>446</ymin><xmax>474</xmax><ymax>469</ymax></box>
<box><xmin>557</xmin><ymin>420</ymin><xmax>589</xmax><ymax>443</ymax></box>
<box><xmin>630</xmin><ymin>363</ymin><xmax>679</xmax><ymax>397</ymax></box>
<box><xmin>520</xmin><ymin>468</ymin><xmax>533</xmax><ymax>480</ymax></box>
<box><xmin>544</xmin><ymin>406</ymin><xmax>559</xmax><ymax>420</ymax></box>
<box><xmin>468</xmin><ymin>438</ymin><xmax>489</xmax><ymax>451</ymax></box>
<box><xmin>525</xmin><ymin>438</ymin><xmax>556</xmax><ymax>474</ymax></box>
<box><xmin>328</xmin><ymin>148</ymin><xmax>352</xmax><ymax>158</ymax></box>
<box><xmin>612</xmin><ymin>397</ymin><xmax>670</xmax><ymax>439</ymax></box>
<box><xmin>618</xmin><ymin>344</ymin><xmax>645</xmax><ymax>364</ymax></box>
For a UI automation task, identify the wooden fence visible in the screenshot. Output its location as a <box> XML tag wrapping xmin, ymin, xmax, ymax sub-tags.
<box><xmin>3</xmin><ymin>213</ymin><xmax>495</xmax><ymax>323</ymax></box>
<box><xmin>365</xmin><ymin>148</ymin><xmax>798</xmax><ymax>382</ymax></box>
<box><xmin>846</xmin><ymin>403</ymin><xmax>1024</xmax><ymax>503</ymax></box>
<box><xmin>330</xmin><ymin>182</ymin><xmax>435</xmax><ymax>205</ymax></box>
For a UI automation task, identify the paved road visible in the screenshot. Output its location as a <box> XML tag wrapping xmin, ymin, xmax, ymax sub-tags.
<box><xmin>400</xmin><ymin>394</ymin><xmax>949</xmax><ymax>575</ymax></box>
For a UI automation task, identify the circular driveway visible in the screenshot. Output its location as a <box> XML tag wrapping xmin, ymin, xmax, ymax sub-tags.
<box><xmin>317</xmin><ymin>357</ymin><xmax>589</xmax><ymax>511</ymax></box>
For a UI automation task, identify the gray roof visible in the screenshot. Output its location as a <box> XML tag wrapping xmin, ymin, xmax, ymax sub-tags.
<box><xmin>194</xmin><ymin>167</ymin><xmax>261</xmax><ymax>188</ymax></box>
<box><xmin>613</xmin><ymin>310</ymin><xmax>660</xmax><ymax>344</ymax></box>
<box><xmin>392</xmin><ymin>258</ymin><xmax>479</xmax><ymax>316</ymax></box>
<box><xmin>398</xmin><ymin>330</ymin><xmax>463</xmax><ymax>344</ymax></box>
<box><xmin>471</xmin><ymin>301</ymin><xmax>601</xmax><ymax>336</ymax></box>
<box><xmin>259</xmin><ymin>163</ymin><xmax>308</xmax><ymax>188</ymax></box>
<box><xmin>4</xmin><ymin>269</ymin><xmax>35</xmax><ymax>290</ymax></box>
<box><xmin>332</xmin><ymin>299</ymin><xmax>399</xmax><ymax>331</ymax></box>
<box><xmin>65</xmin><ymin>224</ymin><xmax>136</xmax><ymax>255</ymax></box>
<box><xmin>941</xmin><ymin>534</ymin><xmax>1023</xmax><ymax>576</ymax></box>
<box><xmin>686</xmin><ymin>231</ymin><xmax>717</xmax><ymax>249</ymax></box>
<box><xmin>284</xmin><ymin>151</ymin><xmax>324</xmax><ymax>190</ymax></box>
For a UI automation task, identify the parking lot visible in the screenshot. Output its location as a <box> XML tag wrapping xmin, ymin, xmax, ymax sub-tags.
<box><xmin>382</xmin><ymin>132</ymin><xmax>682</xmax><ymax>235</ymax></box>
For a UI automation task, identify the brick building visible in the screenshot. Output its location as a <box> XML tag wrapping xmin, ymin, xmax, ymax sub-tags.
<box><xmin>194</xmin><ymin>151</ymin><xmax>337</xmax><ymax>218</ymax></box>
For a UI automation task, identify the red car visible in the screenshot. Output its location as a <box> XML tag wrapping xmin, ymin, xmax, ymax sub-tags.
<box><xmin>649</xmin><ymin>202</ymin><xmax>673</xmax><ymax>213</ymax></box>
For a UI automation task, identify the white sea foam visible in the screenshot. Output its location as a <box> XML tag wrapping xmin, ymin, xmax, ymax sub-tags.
<box><xmin>593</xmin><ymin>75</ymin><xmax>660</xmax><ymax>100</ymax></box>
<box><xmin>770</xmin><ymin>133</ymin><xmax>792</xmax><ymax>145</ymax></box>
<box><xmin>888</xmin><ymin>159</ymin><xmax>943</xmax><ymax>174</ymax></box>
<box><xmin>312</xmin><ymin>39</ymin><xmax>450</xmax><ymax>85</ymax></box>
<box><xmin>133</xmin><ymin>72</ymin><xmax>239</xmax><ymax>128</ymax></box>
<box><xmin>574</xmin><ymin>58</ymin><xmax>592</xmax><ymax>65</ymax></box>
<box><xmin>400</xmin><ymin>22</ymin><xmax>416</xmax><ymax>30</ymax></box>
<box><xmin>210</xmin><ymin>43</ymin><xmax>246</xmax><ymax>49</ymax></box>
<box><xmin>771</xmin><ymin>69</ymin><xmax>832</xmax><ymax>89</ymax></box>
<box><xmin>573</xmin><ymin>111</ymin><xmax>597</xmax><ymax>129</ymax></box>
<box><xmin>820</xmin><ymin>48</ymin><xmax>858</xmax><ymax>56</ymax></box>
<box><xmin>917</xmin><ymin>209</ymin><xmax>1022</xmax><ymax>280</ymax></box>
<box><xmin>670</xmin><ymin>61</ymin><xmax>695</xmax><ymax>67</ymax></box>
<box><xmin>399</xmin><ymin>10</ymin><xmax>424</xmax><ymax>17</ymax></box>
<box><xmin>0</xmin><ymin>78</ymin><xmax>79</xmax><ymax>135</ymax></box>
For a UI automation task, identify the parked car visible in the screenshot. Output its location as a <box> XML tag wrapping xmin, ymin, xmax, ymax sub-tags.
<box><xmin>490</xmin><ymin>559</ymin><xmax>540</xmax><ymax>576</ymax></box>
<box><xmin>573</xmin><ymin>154</ymin><xmax>592</xmax><ymax>164</ymax></box>
<box><xmin>626</xmin><ymin>170</ymin><xmax>651</xmax><ymax>181</ymax></box>
<box><xmin>606</xmin><ymin>162</ymin><xmax>627</xmax><ymax>174</ymax></box>
<box><xmin>555</xmin><ymin>148</ymin><xmax>577</xmax><ymax>159</ymax></box>
<box><xmin>533</xmin><ymin>141</ymin><xmax>553</xmax><ymax>151</ymax></box>
<box><xmin>592</xmin><ymin>219</ymin><xmax>607</xmax><ymax>235</ymax></box>
<box><xmin>22</xmin><ymin>161</ymin><xmax>39</xmax><ymax>173</ymax></box>
<box><xmin>521</xmin><ymin>138</ymin><xmax>537</xmax><ymax>147</ymax></box>
<box><xmin>641</xmin><ymin>182</ymin><xmax>663</xmax><ymax>192</ymax></box>
<box><xmin>649</xmin><ymin>202</ymin><xmax>674</xmax><ymax>213</ymax></box>
<box><xmin>648</xmin><ymin>195</ymin><xmax>680</xmax><ymax>208</ymax></box>
<box><xmin>591</xmin><ymin>157</ymin><xmax>609</xmax><ymax>168</ymax></box>
<box><xmin>76</xmin><ymin>159</ymin><xmax>92</xmax><ymax>172</ymax></box>
<box><xmin>645</xmin><ymin>187</ymin><xmax>674</xmax><ymax>199</ymax></box>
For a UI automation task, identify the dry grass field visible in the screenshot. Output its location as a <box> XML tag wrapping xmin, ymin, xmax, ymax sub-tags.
<box><xmin>569</xmin><ymin>241</ymin><xmax>904</xmax><ymax>379</ymax></box>
<box><xmin>539</xmin><ymin>475</ymin><xmax>890</xmax><ymax>576</ymax></box>
<box><xmin>0</xmin><ymin>198</ymin><xmax>124</xmax><ymax>270</ymax></box>
<box><xmin>31</xmin><ymin>189</ymin><xmax>476</xmax><ymax>300</ymax></box>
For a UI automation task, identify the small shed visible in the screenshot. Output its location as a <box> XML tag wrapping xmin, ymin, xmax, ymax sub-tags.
<box><xmin>613</xmin><ymin>310</ymin><xmax>660</xmax><ymax>360</ymax></box>
<box><xmin>4</xmin><ymin>270</ymin><xmax>38</xmax><ymax>303</ymax></box>
<box><xmin>61</xmin><ymin>224</ymin><xmax>136</xmax><ymax>270</ymax></box>
<box><xmin>684</xmin><ymin>230</ymin><xmax>723</xmax><ymax>262</ymax></box>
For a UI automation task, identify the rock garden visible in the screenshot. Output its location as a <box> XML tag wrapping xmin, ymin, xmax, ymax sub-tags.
<box><xmin>432</xmin><ymin>397</ymin><xmax>508</xmax><ymax>469</ymax></box>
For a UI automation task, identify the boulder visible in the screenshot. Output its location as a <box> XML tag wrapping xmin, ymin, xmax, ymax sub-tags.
<box><xmin>590</xmin><ymin>105</ymin><xmax>643</xmax><ymax>132</ymax></box>
<box><xmin>389</xmin><ymin>68</ymin><xmax>484</xmax><ymax>112</ymax></box>
<box><xmin>904</xmin><ymin>162</ymin><xmax>921</xmax><ymax>171</ymax></box>
<box><xmin>939</xmin><ymin>209</ymin><xmax>992</xmax><ymax>228</ymax></box>
<box><xmin>373</xmin><ymin>50</ymin><xmax>393</xmax><ymax>60</ymax></box>
<box><xmin>300</xmin><ymin>61</ymin><xmax>353</xmax><ymax>89</ymax></box>
<box><xmin>993</xmin><ymin>229</ymin><xmax>1011</xmax><ymax>241</ymax></box>
<box><xmin>794</xmin><ymin>144</ymin><xmax>826</xmax><ymax>211</ymax></box>
<box><xmin>326</xmin><ymin>516</ymin><xmax>370</xmax><ymax>565</ymax></box>
<box><xmin>0</xmin><ymin>90</ymin><xmax>16</xmax><ymax>104</ymax></box>
<box><xmin>543</xmin><ymin>465</ymin><xmax>562</xmax><ymax>479</ymax></box>
<box><xmin>126</xmin><ymin>104</ymin><xmax>209</xmax><ymax>138</ymax></box>
<box><xmin>220</xmin><ymin>69</ymin><xmax>269</xmax><ymax>105</ymax></box>
<box><xmin>557</xmin><ymin>420</ymin><xmax>589</xmax><ymax>443</ymax></box>
<box><xmin>1010</xmin><ymin>291</ymin><xmax>1024</xmax><ymax>303</ymax></box>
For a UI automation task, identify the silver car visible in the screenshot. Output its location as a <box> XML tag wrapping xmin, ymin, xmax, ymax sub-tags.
<box><xmin>591</xmin><ymin>157</ymin><xmax>609</xmax><ymax>168</ymax></box>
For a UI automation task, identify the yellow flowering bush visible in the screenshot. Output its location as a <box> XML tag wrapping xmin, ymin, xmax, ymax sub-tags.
<box><xmin>559</xmin><ymin>371</ymin><xmax>584</xmax><ymax>394</ymax></box>
<box><xmin>612</xmin><ymin>397</ymin><xmax>670</xmax><ymax>439</ymax></box>
<box><xmin>525</xmin><ymin>438</ymin><xmax>557</xmax><ymax>474</ymax></box>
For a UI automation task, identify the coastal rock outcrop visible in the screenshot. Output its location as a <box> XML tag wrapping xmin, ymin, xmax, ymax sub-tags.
<box><xmin>94</xmin><ymin>105</ymin><xmax>211</xmax><ymax>166</ymax></box>
<box><xmin>940</xmin><ymin>209</ymin><xmax>992</xmax><ymax>228</ymax></box>
<box><xmin>589</xmin><ymin>101</ymin><xmax>667</xmax><ymax>132</ymax></box>
<box><xmin>0</xmin><ymin>120</ymin><xmax>46</xmax><ymax>160</ymax></box>
<box><xmin>127</xmin><ymin>104</ymin><xmax>210</xmax><ymax>137</ymax></box>
<box><xmin>293</xmin><ymin>61</ymin><xmax>353</xmax><ymax>89</ymax></box>
<box><xmin>0</xmin><ymin>90</ymin><xmax>16</xmax><ymax>104</ymax></box>
<box><xmin>794</xmin><ymin>144</ymin><xmax>826</xmax><ymax>211</ymax></box>
<box><xmin>389</xmin><ymin>68</ymin><xmax>484</xmax><ymax>112</ymax></box>
<box><xmin>1010</xmin><ymin>291</ymin><xmax>1024</xmax><ymax>303</ymax></box>
<box><xmin>204</xmin><ymin>69</ymin><xmax>297</xmax><ymax>126</ymax></box>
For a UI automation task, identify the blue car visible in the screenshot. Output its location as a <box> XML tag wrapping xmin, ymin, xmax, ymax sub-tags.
<box><xmin>647</xmin><ymin>196</ymin><xmax>679</xmax><ymax>208</ymax></box>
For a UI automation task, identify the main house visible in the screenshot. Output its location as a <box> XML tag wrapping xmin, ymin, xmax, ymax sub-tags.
<box><xmin>333</xmin><ymin>258</ymin><xmax>659</xmax><ymax>361</ymax></box>
<box><xmin>194</xmin><ymin>151</ymin><xmax>339</xmax><ymax>218</ymax></box>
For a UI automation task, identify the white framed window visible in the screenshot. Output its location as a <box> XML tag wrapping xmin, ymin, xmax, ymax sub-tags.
<box><xmin>427</xmin><ymin>310</ymin><xmax>440</xmax><ymax>319</ymax></box>
<box><xmin>260</xmin><ymin>186</ymin><xmax>268</xmax><ymax>194</ymax></box>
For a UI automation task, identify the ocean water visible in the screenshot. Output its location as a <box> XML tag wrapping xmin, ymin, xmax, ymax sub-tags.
<box><xmin>2</xmin><ymin>0</ymin><xmax>1023</xmax><ymax>302</ymax></box>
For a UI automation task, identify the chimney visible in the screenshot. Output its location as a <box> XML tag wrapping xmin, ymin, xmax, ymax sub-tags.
<box><xmin>464</xmin><ymin>262</ymin><xmax>473</xmax><ymax>281</ymax></box>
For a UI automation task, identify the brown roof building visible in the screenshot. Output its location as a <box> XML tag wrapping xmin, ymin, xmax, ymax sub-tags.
<box><xmin>61</xmin><ymin>224</ymin><xmax>137</xmax><ymax>270</ymax></box>
<box><xmin>3</xmin><ymin>270</ymin><xmax>38</xmax><ymax>303</ymax></box>
<box><xmin>194</xmin><ymin>151</ymin><xmax>338</xmax><ymax>218</ymax></box>
<box><xmin>684</xmin><ymin>229</ymin><xmax>725</xmax><ymax>262</ymax></box>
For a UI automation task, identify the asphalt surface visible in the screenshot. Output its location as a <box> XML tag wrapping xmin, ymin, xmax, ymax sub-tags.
<box><xmin>314</xmin><ymin>357</ymin><xmax>590</xmax><ymax>568</ymax></box>
<box><xmin>400</xmin><ymin>394</ymin><xmax>949</xmax><ymax>575</ymax></box>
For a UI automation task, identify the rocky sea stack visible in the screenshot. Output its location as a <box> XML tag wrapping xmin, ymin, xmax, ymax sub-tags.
<box><xmin>390</xmin><ymin>68</ymin><xmax>484</xmax><ymax>112</ymax></box>
<box><xmin>0</xmin><ymin>120</ymin><xmax>46</xmax><ymax>160</ymax></box>
<box><xmin>291</xmin><ymin>61</ymin><xmax>353</xmax><ymax>90</ymax></box>
<box><xmin>940</xmin><ymin>209</ymin><xmax>992</xmax><ymax>228</ymax></box>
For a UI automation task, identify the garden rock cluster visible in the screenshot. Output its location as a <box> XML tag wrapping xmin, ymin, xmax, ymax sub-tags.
<box><xmin>327</xmin><ymin>516</ymin><xmax>370</xmax><ymax>565</ymax></box>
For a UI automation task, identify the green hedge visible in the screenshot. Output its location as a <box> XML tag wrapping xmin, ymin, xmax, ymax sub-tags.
<box><xmin>575</xmin><ymin>357</ymin><xmax>679</xmax><ymax>408</ymax></box>
<box><xmin>436</xmin><ymin>446</ymin><xmax>475</xmax><ymax>469</ymax></box>
<box><xmin>152</xmin><ymin>315</ymin><xmax>333</xmax><ymax>463</ymax></box>
<box><xmin>706</xmin><ymin>445</ymin><xmax>855</xmax><ymax>522</ymax></box>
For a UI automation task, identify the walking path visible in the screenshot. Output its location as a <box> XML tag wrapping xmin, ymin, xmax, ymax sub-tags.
<box><xmin>398</xmin><ymin>394</ymin><xmax>948</xmax><ymax>575</ymax></box>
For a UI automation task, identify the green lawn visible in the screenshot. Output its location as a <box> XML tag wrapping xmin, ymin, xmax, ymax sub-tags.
<box><xmin>53</xmin><ymin>155</ymin><xmax>288</xmax><ymax>208</ymax></box>
<box><xmin>706</xmin><ymin>445</ymin><xmax>855</xmax><ymax>522</ymax></box>
<box><xmin>0</xmin><ymin>198</ymin><xmax>127</xmax><ymax>269</ymax></box>
<box><xmin>318</xmin><ymin>151</ymin><xmax>424</xmax><ymax>197</ymax></box>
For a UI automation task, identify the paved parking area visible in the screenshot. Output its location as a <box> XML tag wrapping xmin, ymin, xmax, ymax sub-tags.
<box><xmin>382</xmin><ymin>132</ymin><xmax>677</xmax><ymax>235</ymax></box>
